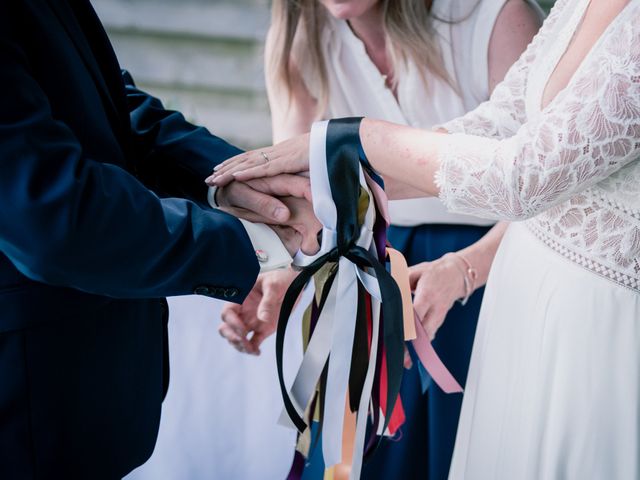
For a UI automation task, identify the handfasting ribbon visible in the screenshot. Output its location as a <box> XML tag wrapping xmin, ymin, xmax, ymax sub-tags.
<box><xmin>324</xmin><ymin>119</ymin><xmax>406</xmax><ymax>471</ymax></box>
<box><xmin>388</xmin><ymin>248</ymin><xmax>417</xmax><ymax>341</ymax></box>
<box><xmin>275</xmin><ymin>118</ymin><xmax>406</xmax><ymax>480</ymax></box>
<box><xmin>278</xmin><ymin>117</ymin><xmax>462</xmax><ymax>480</ymax></box>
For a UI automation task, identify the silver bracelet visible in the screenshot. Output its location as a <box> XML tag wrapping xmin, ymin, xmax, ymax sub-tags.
<box><xmin>446</xmin><ymin>252</ymin><xmax>478</xmax><ymax>306</ymax></box>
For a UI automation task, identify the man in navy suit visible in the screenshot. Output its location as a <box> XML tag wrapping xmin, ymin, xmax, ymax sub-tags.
<box><xmin>0</xmin><ymin>1</ymin><xmax>310</xmax><ymax>478</ymax></box>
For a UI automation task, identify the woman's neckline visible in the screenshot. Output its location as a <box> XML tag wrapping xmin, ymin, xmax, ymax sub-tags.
<box><xmin>539</xmin><ymin>0</ymin><xmax>632</xmax><ymax>111</ymax></box>
<box><xmin>339</xmin><ymin>19</ymin><xmax>401</xmax><ymax>103</ymax></box>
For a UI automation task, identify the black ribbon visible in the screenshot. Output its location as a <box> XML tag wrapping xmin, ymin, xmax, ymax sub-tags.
<box><xmin>348</xmin><ymin>282</ymin><xmax>369</xmax><ymax>413</ymax></box>
<box><xmin>275</xmin><ymin>118</ymin><xmax>406</xmax><ymax>455</ymax></box>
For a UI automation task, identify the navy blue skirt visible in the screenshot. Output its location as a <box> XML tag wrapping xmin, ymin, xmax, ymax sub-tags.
<box><xmin>302</xmin><ymin>223</ymin><xmax>491</xmax><ymax>480</ymax></box>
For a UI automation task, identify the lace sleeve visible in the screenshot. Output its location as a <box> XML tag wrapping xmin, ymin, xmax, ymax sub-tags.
<box><xmin>438</xmin><ymin>0</ymin><xmax>566</xmax><ymax>139</ymax></box>
<box><xmin>436</xmin><ymin>14</ymin><xmax>640</xmax><ymax>221</ymax></box>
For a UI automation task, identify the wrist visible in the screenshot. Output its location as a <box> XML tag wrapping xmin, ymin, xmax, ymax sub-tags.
<box><xmin>443</xmin><ymin>252</ymin><xmax>478</xmax><ymax>305</ymax></box>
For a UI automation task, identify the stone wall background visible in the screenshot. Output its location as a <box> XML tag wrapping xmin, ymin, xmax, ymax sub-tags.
<box><xmin>94</xmin><ymin>0</ymin><xmax>555</xmax><ymax>150</ymax></box>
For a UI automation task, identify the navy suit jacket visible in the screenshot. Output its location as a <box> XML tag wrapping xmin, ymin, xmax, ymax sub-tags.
<box><xmin>0</xmin><ymin>1</ymin><xmax>259</xmax><ymax>478</ymax></box>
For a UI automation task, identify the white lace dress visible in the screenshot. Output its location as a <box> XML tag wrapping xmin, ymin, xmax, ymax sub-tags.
<box><xmin>435</xmin><ymin>0</ymin><xmax>640</xmax><ymax>478</ymax></box>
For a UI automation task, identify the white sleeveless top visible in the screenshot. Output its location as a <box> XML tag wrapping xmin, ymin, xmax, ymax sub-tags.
<box><xmin>300</xmin><ymin>0</ymin><xmax>542</xmax><ymax>226</ymax></box>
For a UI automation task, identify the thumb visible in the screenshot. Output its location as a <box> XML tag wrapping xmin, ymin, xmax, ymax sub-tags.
<box><xmin>224</xmin><ymin>182</ymin><xmax>291</xmax><ymax>223</ymax></box>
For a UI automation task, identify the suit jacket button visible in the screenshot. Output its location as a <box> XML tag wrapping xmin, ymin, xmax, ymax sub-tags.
<box><xmin>224</xmin><ymin>288</ymin><xmax>239</xmax><ymax>298</ymax></box>
<box><xmin>194</xmin><ymin>285</ymin><xmax>211</xmax><ymax>296</ymax></box>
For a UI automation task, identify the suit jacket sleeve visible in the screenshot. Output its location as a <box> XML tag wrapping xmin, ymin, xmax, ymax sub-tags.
<box><xmin>122</xmin><ymin>70</ymin><xmax>241</xmax><ymax>205</ymax></box>
<box><xmin>0</xmin><ymin>33</ymin><xmax>259</xmax><ymax>300</ymax></box>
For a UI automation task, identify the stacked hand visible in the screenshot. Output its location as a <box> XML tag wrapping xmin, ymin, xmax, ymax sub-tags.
<box><xmin>206</xmin><ymin>134</ymin><xmax>311</xmax><ymax>189</ymax></box>
<box><xmin>208</xmin><ymin>139</ymin><xmax>471</xmax><ymax>353</ymax></box>
<box><xmin>206</xmin><ymin>141</ymin><xmax>319</xmax><ymax>354</ymax></box>
<box><xmin>211</xmin><ymin>173</ymin><xmax>316</xmax><ymax>255</ymax></box>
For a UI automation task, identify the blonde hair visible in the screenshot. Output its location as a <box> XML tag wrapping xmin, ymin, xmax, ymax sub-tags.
<box><xmin>267</xmin><ymin>0</ymin><xmax>454</xmax><ymax>118</ymax></box>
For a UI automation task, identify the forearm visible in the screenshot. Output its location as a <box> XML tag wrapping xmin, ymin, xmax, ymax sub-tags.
<box><xmin>2</xmin><ymin>156</ymin><xmax>259</xmax><ymax>299</ymax></box>
<box><xmin>359</xmin><ymin>118</ymin><xmax>446</xmax><ymax>198</ymax></box>
<box><xmin>385</xmin><ymin>179</ymin><xmax>430</xmax><ymax>200</ymax></box>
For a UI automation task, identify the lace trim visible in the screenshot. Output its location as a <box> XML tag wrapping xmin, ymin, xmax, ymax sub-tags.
<box><xmin>593</xmin><ymin>189</ymin><xmax>640</xmax><ymax>221</ymax></box>
<box><xmin>526</xmin><ymin>222</ymin><xmax>640</xmax><ymax>293</ymax></box>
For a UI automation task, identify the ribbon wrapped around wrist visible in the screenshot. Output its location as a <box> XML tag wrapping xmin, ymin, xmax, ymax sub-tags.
<box><xmin>277</xmin><ymin>118</ymin><xmax>462</xmax><ymax>480</ymax></box>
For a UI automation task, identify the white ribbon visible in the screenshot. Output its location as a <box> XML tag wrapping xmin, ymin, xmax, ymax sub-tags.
<box><xmin>277</xmin><ymin>278</ymin><xmax>337</xmax><ymax>428</ymax></box>
<box><xmin>280</xmin><ymin>120</ymin><xmax>383</xmax><ymax>476</ymax></box>
<box><xmin>322</xmin><ymin>255</ymin><xmax>359</xmax><ymax>466</ymax></box>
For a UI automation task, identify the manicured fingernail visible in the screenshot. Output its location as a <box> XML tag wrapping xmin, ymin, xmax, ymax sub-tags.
<box><xmin>205</xmin><ymin>176</ymin><xmax>214</xmax><ymax>183</ymax></box>
<box><xmin>213</xmin><ymin>164</ymin><xmax>222</xmax><ymax>171</ymax></box>
<box><xmin>274</xmin><ymin>207</ymin><xmax>288</xmax><ymax>222</ymax></box>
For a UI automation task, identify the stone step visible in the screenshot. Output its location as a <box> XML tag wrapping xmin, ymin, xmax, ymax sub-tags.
<box><xmin>92</xmin><ymin>0</ymin><xmax>270</xmax><ymax>42</ymax></box>
<box><xmin>109</xmin><ymin>31</ymin><xmax>266</xmax><ymax>93</ymax></box>
<box><xmin>138</xmin><ymin>83</ymin><xmax>272</xmax><ymax>149</ymax></box>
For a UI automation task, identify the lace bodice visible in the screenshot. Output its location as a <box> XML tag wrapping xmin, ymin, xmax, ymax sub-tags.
<box><xmin>436</xmin><ymin>0</ymin><xmax>640</xmax><ymax>292</ymax></box>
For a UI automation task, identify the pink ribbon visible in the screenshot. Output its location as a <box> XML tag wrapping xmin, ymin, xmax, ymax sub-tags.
<box><xmin>411</xmin><ymin>311</ymin><xmax>463</xmax><ymax>393</ymax></box>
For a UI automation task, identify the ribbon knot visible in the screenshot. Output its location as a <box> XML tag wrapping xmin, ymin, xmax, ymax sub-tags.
<box><xmin>335</xmin><ymin>244</ymin><xmax>351</xmax><ymax>259</ymax></box>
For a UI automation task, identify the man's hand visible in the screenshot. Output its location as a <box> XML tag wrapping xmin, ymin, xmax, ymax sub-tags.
<box><xmin>214</xmin><ymin>174</ymin><xmax>312</xmax><ymax>224</ymax></box>
<box><xmin>217</xmin><ymin>175</ymin><xmax>321</xmax><ymax>257</ymax></box>
<box><xmin>219</xmin><ymin>268</ymin><xmax>299</xmax><ymax>355</ymax></box>
<box><xmin>207</xmin><ymin>133</ymin><xmax>310</xmax><ymax>187</ymax></box>
<box><xmin>213</xmin><ymin>174</ymin><xmax>317</xmax><ymax>257</ymax></box>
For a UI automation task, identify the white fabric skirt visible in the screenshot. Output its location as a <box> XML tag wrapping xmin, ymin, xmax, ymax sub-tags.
<box><xmin>449</xmin><ymin>222</ymin><xmax>640</xmax><ymax>480</ymax></box>
<box><xmin>125</xmin><ymin>295</ymin><xmax>305</xmax><ymax>480</ymax></box>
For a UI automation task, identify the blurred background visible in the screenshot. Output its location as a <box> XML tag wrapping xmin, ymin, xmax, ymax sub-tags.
<box><xmin>94</xmin><ymin>0</ymin><xmax>272</xmax><ymax>149</ymax></box>
<box><xmin>93</xmin><ymin>0</ymin><xmax>555</xmax><ymax>150</ymax></box>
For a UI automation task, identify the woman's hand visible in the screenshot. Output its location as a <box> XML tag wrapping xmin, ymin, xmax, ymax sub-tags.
<box><xmin>410</xmin><ymin>222</ymin><xmax>507</xmax><ymax>340</ymax></box>
<box><xmin>206</xmin><ymin>133</ymin><xmax>311</xmax><ymax>187</ymax></box>
<box><xmin>409</xmin><ymin>254</ymin><xmax>467</xmax><ymax>341</ymax></box>
<box><xmin>219</xmin><ymin>268</ymin><xmax>299</xmax><ymax>355</ymax></box>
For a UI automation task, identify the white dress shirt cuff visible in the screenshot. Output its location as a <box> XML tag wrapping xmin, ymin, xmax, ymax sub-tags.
<box><xmin>207</xmin><ymin>185</ymin><xmax>220</xmax><ymax>208</ymax></box>
<box><xmin>208</xmin><ymin>186</ymin><xmax>293</xmax><ymax>272</ymax></box>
